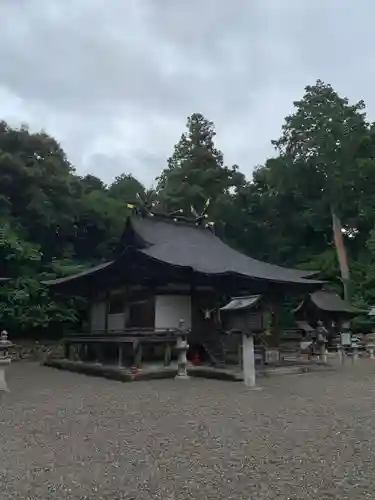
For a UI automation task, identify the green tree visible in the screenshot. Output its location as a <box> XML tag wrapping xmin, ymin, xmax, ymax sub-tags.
<box><xmin>271</xmin><ymin>80</ymin><xmax>369</xmax><ymax>238</ymax></box>
<box><xmin>246</xmin><ymin>81</ymin><xmax>373</xmax><ymax>269</ymax></box>
<box><xmin>157</xmin><ymin>113</ymin><xmax>244</xmax><ymax>216</ymax></box>
<box><xmin>0</xmin><ymin>121</ymin><xmax>128</xmax><ymax>333</ymax></box>
<box><xmin>108</xmin><ymin>174</ymin><xmax>145</xmax><ymax>202</ymax></box>
<box><xmin>0</xmin><ymin>220</ymin><xmax>77</xmax><ymax>334</ymax></box>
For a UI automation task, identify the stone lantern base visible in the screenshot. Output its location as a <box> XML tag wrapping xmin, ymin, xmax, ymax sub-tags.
<box><xmin>0</xmin><ymin>358</ymin><xmax>11</xmax><ymax>392</ymax></box>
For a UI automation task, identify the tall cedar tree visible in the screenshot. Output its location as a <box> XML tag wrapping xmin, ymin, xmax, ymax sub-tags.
<box><xmin>157</xmin><ymin>113</ymin><xmax>244</xmax><ymax>216</ymax></box>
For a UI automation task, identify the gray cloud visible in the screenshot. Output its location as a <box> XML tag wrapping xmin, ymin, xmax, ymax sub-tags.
<box><xmin>0</xmin><ymin>0</ymin><xmax>374</xmax><ymax>186</ymax></box>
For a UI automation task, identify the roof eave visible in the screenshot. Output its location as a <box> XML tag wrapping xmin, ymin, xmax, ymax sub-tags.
<box><xmin>42</xmin><ymin>261</ymin><xmax>115</xmax><ymax>286</ymax></box>
<box><xmin>139</xmin><ymin>249</ymin><xmax>324</xmax><ymax>286</ymax></box>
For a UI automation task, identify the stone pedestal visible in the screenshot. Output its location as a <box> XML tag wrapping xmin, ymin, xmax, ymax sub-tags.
<box><xmin>175</xmin><ymin>335</ymin><xmax>189</xmax><ymax>380</ymax></box>
<box><xmin>319</xmin><ymin>345</ymin><xmax>328</xmax><ymax>363</ymax></box>
<box><xmin>242</xmin><ymin>332</ymin><xmax>256</xmax><ymax>388</ymax></box>
<box><xmin>367</xmin><ymin>344</ymin><xmax>375</xmax><ymax>359</ymax></box>
<box><xmin>0</xmin><ymin>330</ymin><xmax>12</xmax><ymax>393</ymax></box>
<box><xmin>352</xmin><ymin>347</ymin><xmax>359</xmax><ymax>364</ymax></box>
<box><xmin>175</xmin><ymin>319</ymin><xmax>189</xmax><ymax>380</ymax></box>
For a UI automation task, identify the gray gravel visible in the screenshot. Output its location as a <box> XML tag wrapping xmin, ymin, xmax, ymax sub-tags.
<box><xmin>1</xmin><ymin>362</ymin><xmax>375</xmax><ymax>499</ymax></box>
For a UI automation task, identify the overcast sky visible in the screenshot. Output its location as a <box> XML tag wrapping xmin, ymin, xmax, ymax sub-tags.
<box><xmin>0</xmin><ymin>0</ymin><xmax>374</xmax><ymax>186</ymax></box>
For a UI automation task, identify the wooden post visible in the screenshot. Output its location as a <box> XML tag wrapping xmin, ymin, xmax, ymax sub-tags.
<box><xmin>95</xmin><ymin>343</ymin><xmax>102</xmax><ymax>364</ymax></box>
<box><xmin>269</xmin><ymin>296</ymin><xmax>282</xmax><ymax>348</ymax></box>
<box><xmin>242</xmin><ymin>332</ymin><xmax>256</xmax><ymax>388</ymax></box>
<box><xmin>118</xmin><ymin>344</ymin><xmax>124</xmax><ymax>367</ymax></box>
<box><xmin>134</xmin><ymin>342</ymin><xmax>143</xmax><ymax>369</ymax></box>
<box><xmin>164</xmin><ymin>343</ymin><xmax>172</xmax><ymax>367</ymax></box>
<box><xmin>78</xmin><ymin>344</ymin><xmax>87</xmax><ymax>361</ymax></box>
<box><xmin>104</xmin><ymin>292</ymin><xmax>109</xmax><ymax>333</ymax></box>
<box><xmin>64</xmin><ymin>341</ymin><xmax>70</xmax><ymax>360</ymax></box>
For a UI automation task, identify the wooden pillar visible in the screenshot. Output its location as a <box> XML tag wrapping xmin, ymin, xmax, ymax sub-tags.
<box><xmin>64</xmin><ymin>341</ymin><xmax>70</xmax><ymax>360</ymax></box>
<box><xmin>133</xmin><ymin>342</ymin><xmax>143</xmax><ymax>368</ymax></box>
<box><xmin>88</xmin><ymin>293</ymin><xmax>93</xmax><ymax>333</ymax></box>
<box><xmin>118</xmin><ymin>344</ymin><xmax>124</xmax><ymax>367</ymax></box>
<box><xmin>104</xmin><ymin>292</ymin><xmax>109</xmax><ymax>333</ymax></box>
<box><xmin>78</xmin><ymin>343</ymin><xmax>88</xmax><ymax>361</ymax></box>
<box><xmin>269</xmin><ymin>294</ymin><xmax>283</xmax><ymax>348</ymax></box>
<box><xmin>95</xmin><ymin>343</ymin><xmax>102</xmax><ymax>364</ymax></box>
<box><xmin>164</xmin><ymin>343</ymin><xmax>172</xmax><ymax>366</ymax></box>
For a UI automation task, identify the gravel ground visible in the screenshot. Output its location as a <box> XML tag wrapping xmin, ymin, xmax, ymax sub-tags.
<box><xmin>1</xmin><ymin>362</ymin><xmax>375</xmax><ymax>500</ymax></box>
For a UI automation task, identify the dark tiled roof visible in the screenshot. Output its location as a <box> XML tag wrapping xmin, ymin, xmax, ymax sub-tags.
<box><xmin>43</xmin><ymin>215</ymin><xmax>323</xmax><ymax>287</ymax></box>
<box><xmin>42</xmin><ymin>261</ymin><xmax>114</xmax><ymax>286</ymax></box>
<box><xmin>309</xmin><ymin>290</ymin><xmax>360</xmax><ymax>314</ymax></box>
<box><xmin>295</xmin><ymin>290</ymin><xmax>362</xmax><ymax>315</ymax></box>
<box><xmin>132</xmin><ymin>216</ymin><xmax>322</xmax><ymax>285</ymax></box>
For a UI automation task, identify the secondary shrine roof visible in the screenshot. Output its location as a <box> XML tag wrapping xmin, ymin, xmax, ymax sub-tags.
<box><xmin>220</xmin><ymin>295</ymin><xmax>262</xmax><ymax>311</ymax></box>
<box><xmin>294</xmin><ymin>290</ymin><xmax>362</xmax><ymax>316</ymax></box>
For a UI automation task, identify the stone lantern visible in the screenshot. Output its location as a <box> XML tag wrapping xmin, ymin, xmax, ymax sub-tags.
<box><xmin>220</xmin><ymin>295</ymin><xmax>266</xmax><ymax>388</ymax></box>
<box><xmin>0</xmin><ymin>330</ymin><xmax>12</xmax><ymax>393</ymax></box>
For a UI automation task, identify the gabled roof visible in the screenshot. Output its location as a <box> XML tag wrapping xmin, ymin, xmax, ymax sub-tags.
<box><xmin>294</xmin><ymin>290</ymin><xmax>362</xmax><ymax>315</ymax></box>
<box><xmin>43</xmin><ymin>214</ymin><xmax>323</xmax><ymax>287</ymax></box>
<box><xmin>220</xmin><ymin>295</ymin><xmax>262</xmax><ymax>311</ymax></box>
<box><xmin>130</xmin><ymin>215</ymin><xmax>322</xmax><ymax>285</ymax></box>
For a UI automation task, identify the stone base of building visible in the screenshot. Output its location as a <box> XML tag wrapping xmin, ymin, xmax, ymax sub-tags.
<box><xmin>10</xmin><ymin>341</ymin><xmax>64</xmax><ymax>362</ymax></box>
<box><xmin>43</xmin><ymin>358</ymin><xmax>333</xmax><ymax>383</ymax></box>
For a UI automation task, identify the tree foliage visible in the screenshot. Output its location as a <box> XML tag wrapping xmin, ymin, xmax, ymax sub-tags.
<box><xmin>0</xmin><ymin>123</ymin><xmax>145</xmax><ymax>333</ymax></box>
<box><xmin>2</xmin><ymin>80</ymin><xmax>375</xmax><ymax>334</ymax></box>
<box><xmin>157</xmin><ymin>113</ymin><xmax>245</xmax><ymax>216</ymax></box>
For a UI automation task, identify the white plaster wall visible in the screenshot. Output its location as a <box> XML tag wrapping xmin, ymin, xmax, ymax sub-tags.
<box><xmin>155</xmin><ymin>295</ymin><xmax>192</xmax><ymax>330</ymax></box>
<box><xmin>107</xmin><ymin>313</ymin><xmax>125</xmax><ymax>331</ymax></box>
<box><xmin>90</xmin><ymin>301</ymin><xmax>106</xmax><ymax>332</ymax></box>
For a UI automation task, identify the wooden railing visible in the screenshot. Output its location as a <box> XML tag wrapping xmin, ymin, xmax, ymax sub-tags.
<box><xmin>64</xmin><ymin>328</ymin><xmax>188</xmax><ymax>344</ymax></box>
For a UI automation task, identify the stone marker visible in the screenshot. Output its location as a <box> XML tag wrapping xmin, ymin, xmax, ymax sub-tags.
<box><xmin>242</xmin><ymin>332</ymin><xmax>256</xmax><ymax>388</ymax></box>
